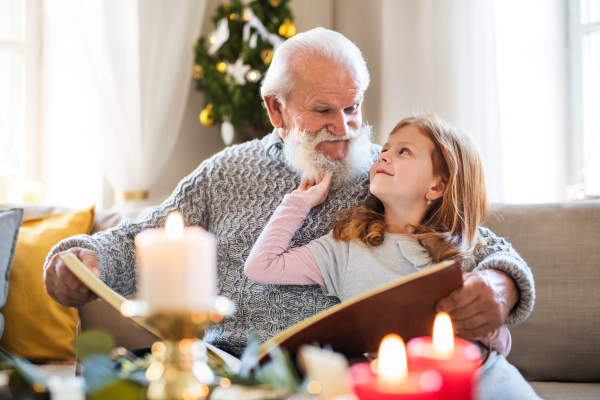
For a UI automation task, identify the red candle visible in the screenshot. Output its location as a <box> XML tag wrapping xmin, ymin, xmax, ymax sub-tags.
<box><xmin>406</xmin><ymin>313</ymin><xmax>481</xmax><ymax>400</ymax></box>
<box><xmin>350</xmin><ymin>334</ymin><xmax>443</xmax><ymax>400</ymax></box>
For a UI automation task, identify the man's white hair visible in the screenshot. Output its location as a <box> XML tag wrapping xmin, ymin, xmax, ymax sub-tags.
<box><xmin>260</xmin><ymin>27</ymin><xmax>370</xmax><ymax>104</ymax></box>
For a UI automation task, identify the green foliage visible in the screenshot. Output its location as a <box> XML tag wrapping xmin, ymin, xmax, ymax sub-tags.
<box><xmin>75</xmin><ymin>330</ymin><xmax>115</xmax><ymax>361</ymax></box>
<box><xmin>0</xmin><ymin>347</ymin><xmax>49</xmax><ymax>399</ymax></box>
<box><xmin>193</xmin><ymin>0</ymin><xmax>295</xmax><ymax>143</ymax></box>
<box><xmin>0</xmin><ymin>331</ymin><xmax>303</xmax><ymax>399</ymax></box>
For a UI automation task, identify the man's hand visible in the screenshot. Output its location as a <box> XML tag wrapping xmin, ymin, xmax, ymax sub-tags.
<box><xmin>292</xmin><ymin>172</ymin><xmax>332</xmax><ymax>207</ymax></box>
<box><xmin>436</xmin><ymin>269</ymin><xmax>519</xmax><ymax>341</ymax></box>
<box><xmin>44</xmin><ymin>247</ymin><xmax>100</xmax><ymax>307</ymax></box>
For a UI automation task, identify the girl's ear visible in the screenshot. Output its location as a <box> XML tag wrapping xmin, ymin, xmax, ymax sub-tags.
<box><xmin>429</xmin><ymin>179</ymin><xmax>446</xmax><ymax>200</ymax></box>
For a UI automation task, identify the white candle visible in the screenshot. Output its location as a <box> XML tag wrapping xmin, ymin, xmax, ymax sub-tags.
<box><xmin>134</xmin><ymin>212</ymin><xmax>217</xmax><ymax>312</ymax></box>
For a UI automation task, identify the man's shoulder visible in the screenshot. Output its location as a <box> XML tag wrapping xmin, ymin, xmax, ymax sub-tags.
<box><xmin>195</xmin><ymin>136</ymin><xmax>271</xmax><ymax>173</ymax></box>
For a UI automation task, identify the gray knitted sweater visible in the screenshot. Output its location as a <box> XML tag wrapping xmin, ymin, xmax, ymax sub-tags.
<box><xmin>45</xmin><ymin>133</ymin><xmax>535</xmax><ymax>358</ymax></box>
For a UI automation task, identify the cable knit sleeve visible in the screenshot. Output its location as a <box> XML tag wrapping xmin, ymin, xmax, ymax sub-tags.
<box><xmin>43</xmin><ymin>160</ymin><xmax>214</xmax><ymax>297</ymax></box>
<box><xmin>469</xmin><ymin>227</ymin><xmax>536</xmax><ymax>326</ymax></box>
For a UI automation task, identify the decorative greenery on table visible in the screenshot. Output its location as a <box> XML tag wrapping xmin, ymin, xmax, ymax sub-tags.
<box><xmin>0</xmin><ymin>330</ymin><xmax>305</xmax><ymax>400</ymax></box>
<box><xmin>193</xmin><ymin>0</ymin><xmax>296</xmax><ymax>144</ymax></box>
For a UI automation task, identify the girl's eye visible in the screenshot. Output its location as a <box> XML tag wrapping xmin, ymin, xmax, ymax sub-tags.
<box><xmin>400</xmin><ymin>148</ymin><xmax>410</xmax><ymax>155</ymax></box>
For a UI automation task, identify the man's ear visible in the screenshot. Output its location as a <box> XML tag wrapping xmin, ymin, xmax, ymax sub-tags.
<box><xmin>429</xmin><ymin>179</ymin><xmax>446</xmax><ymax>201</ymax></box>
<box><xmin>263</xmin><ymin>95</ymin><xmax>284</xmax><ymax>129</ymax></box>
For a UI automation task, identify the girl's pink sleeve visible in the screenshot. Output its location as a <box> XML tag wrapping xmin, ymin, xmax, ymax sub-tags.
<box><xmin>480</xmin><ymin>325</ymin><xmax>512</xmax><ymax>358</ymax></box>
<box><xmin>244</xmin><ymin>194</ymin><xmax>326</xmax><ymax>287</ymax></box>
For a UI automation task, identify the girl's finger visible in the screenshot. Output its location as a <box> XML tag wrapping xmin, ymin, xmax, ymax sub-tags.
<box><xmin>299</xmin><ymin>178</ymin><xmax>309</xmax><ymax>191</ymax></box>
<box><xmin>319</xmin><ymin>172</ymin><xmax>332</xmax><ymax>189</ymax></box>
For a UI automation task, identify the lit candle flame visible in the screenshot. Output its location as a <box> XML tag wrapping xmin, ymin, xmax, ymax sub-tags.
<box><xmin>165</xmin><ymin>212</ymin><xmax>184</xmax><ymax>239</ymax></box>
<box><xmin>433</xmin><ymin>312</ymin><xmax>454</xmax><ymax>359</ymax></box>
<box><xmin>377</xmin><ymin>334</ymin><xmax>407</xmax><ymax>390</ymax></box>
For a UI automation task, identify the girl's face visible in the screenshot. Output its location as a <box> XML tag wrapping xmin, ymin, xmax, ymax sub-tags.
<box><xmin>369</xmin><ymin>125</ymin><xmax>441</xmax><ymax>208</ymax></box>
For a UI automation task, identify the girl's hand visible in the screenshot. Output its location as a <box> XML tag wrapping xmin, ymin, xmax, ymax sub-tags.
<box><xmin>292</xmin><ymin>172</ymin><xmax>332</xmax><ymax>207</ymax></box>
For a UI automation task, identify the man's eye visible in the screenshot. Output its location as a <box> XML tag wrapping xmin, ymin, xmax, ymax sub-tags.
<box><xmin>317</xmin><ymin>109</ymin><xmax>329</xmax><ymax>114</ymax></box>
<box><xmin>345</xmin><ymin>106</ymin><xmax>358</xmax><ymax>113</ymax></box>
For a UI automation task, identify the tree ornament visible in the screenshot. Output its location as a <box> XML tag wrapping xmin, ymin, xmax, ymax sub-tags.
<box><xmin>268</xmin><ymin>0</ymin><xmax>282</xmax><ymax>6</ymax></box>
<box><xmin>242</xmin><ymin>9</ymin><xmax>284</xmax><ymax>50</ymax></box>
<box><xmin>229</xmin><ymin>13</ymin><xmax>236</xmax><ymax>20</ymax></box>
<box><xmin>217</xmin><ymin>62</ymin><xmax>228</xmax><ymax>73</ymax></box>
<box><xmin>221</xmin><ymin>120</ymin><xmax>235</xmax><ymax>146</ymax></box>
<box><xmin>246</xmin><ymin>70</ymin><xmax>262</xmax><ymax>82</ymax></box>
<box><xmin>199</xmin><ymin>104</ymin><xmax>215</xmax><ymax>126</ymax></box>
<box><xmin>227</xmin><ymin>58</ymin><xmax>251</xmax><ymax>85</ymax></box>
<box><xmin>243</xmin><ymin>8</ymin><xmax>252</xmax><ymax>21</ymax></box>
<box><xmin>208</xmin><ymin>18</ymin><xmax>230</xmax><ymax>55</ymax></box>
<box><xmin>261</xmin><ymin>48</ymin><xmax>274</xmax><ymax>64</ymax></box>
<box><xmin>279</xmin><ymin>19</ymin><xmax>296</xmax><ymax>38</ymax></box>
<box><xmin>192</xmin><ymin>65</ymin><xmax>203</xmax><ymax>80</ymax></box>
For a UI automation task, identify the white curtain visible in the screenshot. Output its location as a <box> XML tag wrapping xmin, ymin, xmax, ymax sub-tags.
<box><xmin>378</xmin><ymin>0</ymin><xmax>568</xmax><ymax>204</ymax></box>
<box><xmin>380</xmin><ymin>0</ymin><xmax>503</xmax><ymax>201</ymax></box>
<box><xmin>44</xmin><ymin>0</ymin><xmax>206</xmax><ymax>208</ymax></box>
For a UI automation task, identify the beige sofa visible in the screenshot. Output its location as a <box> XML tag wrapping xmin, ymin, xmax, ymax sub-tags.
<box><xmin>5</xmin><ymin>200</ymin><xmax>600</xmax><ymax>399</ymax></box>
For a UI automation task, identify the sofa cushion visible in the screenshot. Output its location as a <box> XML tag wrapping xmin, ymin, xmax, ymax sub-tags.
<box><xmin>485</xmin><ymin>201</ymin><xmax>600</xmax><ymax>382</ymax></box>
<box><xmin>529</xmin><ymin>381</ymin><xmax>600</xmax><ymax>400</ymax></box>
<box><xmin>0</xmin><ymin>209</ymin><xmax>23</xmax><ymax>339</ymax></box>
<box><xmin>0</xmin><ymin>206</ymin><xmax>95</xmax><ymax>362</ymax></box>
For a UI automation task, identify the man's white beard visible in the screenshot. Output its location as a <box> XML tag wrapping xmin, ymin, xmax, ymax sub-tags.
<box><xmin>282</xmin><ymin>124</ymin><xmax>374</xmax><ymax>183</ymax></box>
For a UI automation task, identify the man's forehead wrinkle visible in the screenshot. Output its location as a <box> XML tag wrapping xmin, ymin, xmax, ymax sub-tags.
<box><xmin>304</xmin><ymin>87</ymin><xmax>363</xmax><ymax>108</ymax></box>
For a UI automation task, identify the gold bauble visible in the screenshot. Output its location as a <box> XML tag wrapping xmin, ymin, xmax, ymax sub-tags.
<box><xmin>268</xmin><ymin>0</ymin><xmax>281</xmax><ymax>6</ymax></box>
<box><xmin>217</xmin><ymin>62</ymin><xmax>227</xmax><ymax>73</ymax></box>
<box><xmin>192</xmin><ymin>65</ymin><xmax>203</xmax><ymax>80</ymax></box>
<box><xmin>278</xmin><ymin>19</ymin><xmax>296</xmax><ymax>38</ymax></box>
<box><xmin>261</xmin><ymin>48</ymin><xmax>274</xmax><ymax>65</ymax></box>
<box><xmin>199</xmin><ymin>104</ymin><xmax>214</xmax><ymax>126</ymax></box>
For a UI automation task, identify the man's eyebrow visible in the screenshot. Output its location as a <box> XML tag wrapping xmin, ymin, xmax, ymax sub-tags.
<box><xmin>313</xmin><ymin>101</ymin><xmax>333</xmax><ymax>108</ymax></box>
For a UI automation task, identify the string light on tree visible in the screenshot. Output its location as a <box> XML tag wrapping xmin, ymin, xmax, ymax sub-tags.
<box><xmin>246</xmin><ymin>70</ymin><xmax>261</xmax><ymax>82</ymax></box>
<box><xmin>217</xmin><ymin>62</ymin><xmax>227</xmax><ymax>73</ymax></box>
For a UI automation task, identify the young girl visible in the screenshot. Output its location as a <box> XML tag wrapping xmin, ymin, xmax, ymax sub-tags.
<box><xmin>244</xmin><ymin>113</ymin><xmax>510</xmax><ymax>357</ymax></box>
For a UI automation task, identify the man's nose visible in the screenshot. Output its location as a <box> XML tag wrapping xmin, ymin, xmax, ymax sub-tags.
<box><xmin>326</xmin><ymin>111</ymin><xmax>351</xmax><ymax>137</ymax></box>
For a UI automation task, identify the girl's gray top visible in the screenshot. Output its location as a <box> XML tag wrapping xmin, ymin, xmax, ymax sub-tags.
<box><xmin>307</xmin><ymin>232</ymin><xmax>436</xmax><ymax>302</ymax></box>
<box><xmin>44</xmin><ymin>132</ymin><xmax>535</xmax><ymax>358</ymax></box>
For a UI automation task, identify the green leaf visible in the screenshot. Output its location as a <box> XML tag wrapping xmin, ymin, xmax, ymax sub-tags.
<box><xmin>87</xmin><ymin>379</ymin><xmax>144</xmax><ymax>400</ymax></box>
<box><xmin>75</xmin><ymin>330</ymin><xmax>115</xmax><ymax>361</ymax></box>
<box><xmin>82</xmin><ymin>354</ymin><xmax>119</xmax><ymax>392</ymax></box>
<box><xmin>0</xmin><ymin>347</ymin><xmax>48</xmax><ymax>391</ymax></box>
<box><xmin>261</xmin><ymin>346</ymin><xmax>300</xmax><ymax>393</ymax></box>
<box><xmin>6</xmin><ymin>370</ymin><xmax>49</xmax><ymax>400</ymax></box>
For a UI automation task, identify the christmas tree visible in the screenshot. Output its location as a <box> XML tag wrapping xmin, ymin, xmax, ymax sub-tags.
<box><xmin>193</xmin><ymin>0</ymin><xmax>296</xmax><ymax>145</ymax></box>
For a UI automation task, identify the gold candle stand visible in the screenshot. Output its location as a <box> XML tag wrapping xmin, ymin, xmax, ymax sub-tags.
<box><xmin>122</xmin><ymin>298</ymin><xmax>235</xmax><ymax>400</ymax></box>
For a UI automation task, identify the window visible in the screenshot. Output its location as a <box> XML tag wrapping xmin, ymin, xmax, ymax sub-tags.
<box><xmin>0</xmin><ymin>0</ymin><xmax>42</xmax><ymax>203</ymax></box>
<box><xmin>569</xmin><ymin>0</ymin><xmax>600</xmax><ymax>199</ymax></box>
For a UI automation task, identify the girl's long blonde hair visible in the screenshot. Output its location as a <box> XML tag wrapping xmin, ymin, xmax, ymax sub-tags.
<box><xmin>331</xmin><ymin>114</ymin><xmax>489</xmax><ymax>263</ymax></box>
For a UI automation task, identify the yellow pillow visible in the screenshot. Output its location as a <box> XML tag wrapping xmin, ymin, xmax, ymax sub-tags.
<box><xmin>0</xmin><ymin>206</ymin><xmax>95</xmax><ymax>361</ymax></box>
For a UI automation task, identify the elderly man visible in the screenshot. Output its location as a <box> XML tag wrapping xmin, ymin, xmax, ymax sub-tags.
<box><xmin>44</xmin><ymin>28</ymin><xmax>538</xmax><ymax>398</ymax></box>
